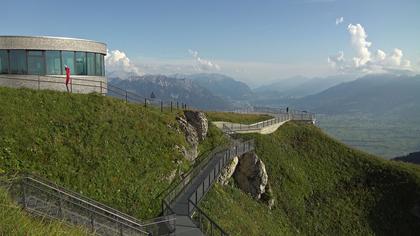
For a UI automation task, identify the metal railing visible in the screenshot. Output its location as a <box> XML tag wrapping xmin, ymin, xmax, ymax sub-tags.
<box><xmin>0</xmin><ymin>75</ymin><xmax>189</xmax><ymax>113</ymax></box>
<box><xmin>2</xmin><ymin>173</ymin><xmax>175</xmax><ymax>236</ymax></box>
<box><xmin>162</xmin><ymin>139</ymin><xmax>254</xmax><ymax>206</ymax></box>
<box><xmin>182</xmin><ymin>140</ymin><xmax>254</xmax><ymax>236</ymax></box>
<box><xmin>221</xmin><ymin>113</ymin><xmax>291</xmax><ymax>133</ymax></box>
<box><xmin>187</xmin><ymin>140</ymin><xmax>254</xmax><ymax>210</ymax></box>
<box><xmin>233</xmin><ymin>106</ymin><xmax>315</xmax><ymax>122</ymax></box>
<box><xmin>188</xmin><ymin>200</ymin><xmax>228</xmax><ymax>236</ymax></box>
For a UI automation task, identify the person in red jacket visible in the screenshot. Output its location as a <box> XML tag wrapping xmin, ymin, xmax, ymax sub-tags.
<box><xmin>65</xmin><ymin>65</ymin><xmax>71</xmax><ymax>92</ymax></box>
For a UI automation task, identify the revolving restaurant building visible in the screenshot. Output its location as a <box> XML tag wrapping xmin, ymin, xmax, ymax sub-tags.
<box><xmin>0</xmin><ymin>36</ymin><xmax>107</xmax><ymax>93</ymax></box>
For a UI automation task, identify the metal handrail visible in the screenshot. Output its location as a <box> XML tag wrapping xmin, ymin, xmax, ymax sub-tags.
<box><xmin>20</xmin><ymin>173</ymin><xmax>145</xmax><ymax>225</ymax></box>
<box><xmin>162</xmin><ymin>139</ymin><xmax>254</xmax><ymax>206</ymax></box>
<box><xmin>188</xmin><ymin>199</ymin><xmax>228</xmax><ymax>236</ymax></box>
<box><xmin>3</xmin><ymin>173</ymin><xmax>178</xmax><ymax>235</ymax></box>
<box><xmin>0</xmin><ymin>75</ymin><xmax>190</xmax><ymax>112</ymax></box>
<box><xmin>20</xmin><ymin>179</ymin><xmax>150</xmax><ymax>235</ymax></box>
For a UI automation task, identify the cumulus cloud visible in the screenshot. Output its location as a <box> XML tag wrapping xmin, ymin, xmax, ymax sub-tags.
<box><xmin>105</xmin><ymin>50</ymin><xmax>142</xmax><ymax>76</ymax></box>
<box><xmin>335</xmin><ymin>17</ymin><xmax>344</xmax><ymax>25</ymax></box>
<box><xmin>347</xmin><ymin>24</ymin><xmax>372</xmax><ymax>67</ymax></box>
<box><xmin>188</xmin><ymin>49</ymin><xmax>221</xmax><ymax>71</ymax></box>
<box><xmin>328</xmin><ymin>23</ymin><xmax>411</xmax><ymax>74</ymax></box>
<box><xmin>328</xmin><ymin>51</ymin><xmax>345</xmax><ymax>70</ymax></box>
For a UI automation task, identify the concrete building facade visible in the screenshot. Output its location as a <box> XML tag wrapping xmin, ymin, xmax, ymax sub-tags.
<box><xmin>0</xmin><ymin>36</ymin><xmax>107</xmax><ymax>93</ymax></box>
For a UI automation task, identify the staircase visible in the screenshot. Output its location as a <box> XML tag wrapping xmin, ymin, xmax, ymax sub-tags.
<box><xmin>2</xmin><ymin>174</ymin><xmax>175</xmax><ymax>236</ymax></box>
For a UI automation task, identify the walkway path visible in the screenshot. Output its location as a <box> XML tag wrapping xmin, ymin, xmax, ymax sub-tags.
<box><xmin>213</xmin><ymin>110</ymin><xmax>315</xmax><ymax>135</ymax></box>
<box><xmin>167</xmin><ymin>140</ymin><xmax>254</xmax><ymax>235</ymax></box>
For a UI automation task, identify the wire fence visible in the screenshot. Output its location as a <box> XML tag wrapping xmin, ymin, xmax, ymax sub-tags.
<box><xmin>1</xmin><ymin>173</ymin><xmax>175</xmax><ymax>236</ymax></box>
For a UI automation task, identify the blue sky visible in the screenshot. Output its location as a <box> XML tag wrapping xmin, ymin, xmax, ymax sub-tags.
<box><xmin>3</xmin><ymin>0</ymin><xmax>420</xmax><ymax>85</ymax></box>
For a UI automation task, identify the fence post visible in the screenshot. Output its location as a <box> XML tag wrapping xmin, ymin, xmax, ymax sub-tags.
<box><xmin>171</xmin><ymin>101</ymin><xmax>173</xmax><ymax>112</ymax></box>
<box><xmin>161</xmin><ymin>101</ymin><xmax>163</xmax><ymax>112</ymax></box>
<box><xmin>125</xmin><ymin>91</ymin><xmax>128</xmax><ymax>103</ymax></box>
<box><xmin>144</xmin><ymin>98</ymin><xmax>147</xmax><ymax>108</ymax></box>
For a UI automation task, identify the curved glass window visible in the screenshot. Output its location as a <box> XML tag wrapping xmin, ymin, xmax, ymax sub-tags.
<box><xmin>95</xmin><ymin>53</ymin><xmax>102</xmax><ymax>76</ymax></box>
<box><xmin>0</xmin><ymin>50</ymin><xmax>104</xmax><ymax>76</ymax></box>
<box><xmin>61</xmin><ymin>51</ymin><xmax>74</xmax><ymax>75</ymax></box>
<box><xmin>0</xmin><ymin>50</ymin><xmax>8</xmax><ymax>74</ymax></box>
<box><xmin>75</xmin><ymin>52</ymin><xmax>87</xmax><ymax>75</ymax></box>
<box><xmin>28</xmin><ymin>51</ymin><xmax>45</xmax><ymax>75</ymax></box>
<box><xmin>9</xmin><ymin>50</ymin><xmax>27</xmax><ymax>74</ymax></box>
<box><xmin>87</xmin><ymin>52</ymin><xmax>95</xmax><ymax>76</ymax></box>
<box><xmin>46</xmin><ymin>51</ymin><xmax>61</xmax><ymax>75</ymax></box>
<box><xmin>101</xmin><ymin>54</ymin><xmax>105</xmax><ymax>76</ymax></box>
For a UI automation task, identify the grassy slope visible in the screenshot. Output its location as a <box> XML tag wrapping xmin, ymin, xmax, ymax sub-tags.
<box><xmin>206</xmin><ymin>111</ymin><xmax>272</xmax><ymax>124</ymax></box>
<box><xmin>201</xmin><ymin>122</ymin><xmax>420</xmax><ymax>235</ymax></box>
<box><xmin>0</xmin><ymin>186</ymin><xmax>89</xmax><ymax>236</ymax></box>
<box><xmin>0</xmin><ymin>87</ymin><xmax>221</xmax><ymax>221</ymax></box>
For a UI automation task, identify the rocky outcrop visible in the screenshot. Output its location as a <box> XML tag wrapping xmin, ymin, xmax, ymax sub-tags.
<box><xmin>233</xmin><ymin>152</ymin><xmax>269</xmax><ymax>200</ymax></box>
<box><xmin>176</xmin><ymin>110</ymin><xmax>208</xmax><ymax>161</ymax></box>
<box><xmin>184</xmin><ymin>111</ymin><xmax>208</xmax><ymax>141</ymax></box>
<box><xmin>218</xmin><ymin>156</ymin><xmax>239</xmax><ymax>185</ymax></box>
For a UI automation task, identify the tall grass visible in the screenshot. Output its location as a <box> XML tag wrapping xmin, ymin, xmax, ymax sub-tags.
<box><xmin>0</xmin><ymin>87</ymin><xmax>221</xmax><ymax>220</ymax></box>
<box><xmin>201</xmin><ymin>122</ymin><xmax>420</xmax><ymax>235</ymax></box>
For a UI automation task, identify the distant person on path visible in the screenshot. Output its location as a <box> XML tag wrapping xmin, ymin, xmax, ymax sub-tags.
<box><xmin>65</xmin><ymin>65</ymin><xmax>71</xmax><ymax>92</ymax></box>
<box><xmin>286</xmin><ymin>107</ymin><xmax>289</xmax><ymax>113</ymax></box>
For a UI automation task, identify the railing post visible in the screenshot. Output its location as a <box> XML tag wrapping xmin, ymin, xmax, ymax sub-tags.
<box><xmin>125</xmin><ymin>91</ymin><xmax>128</xmax><ymax>103</ymax></box>
<box><xmin>171</xmin><ymin>101</ymin><xmax>173</xmax><ymax>112</ymax></box>
<box><xmin>144</xmin><ymin>98</ymin><xmax>147</xmax><ymax>108</ymax></box>
<box><xmin>22</xmin><ymin>178</ymin><xmax>27</xmax><ymax>209</ymax></box>
<box><xmin>90</xmin><ymin>214</ymin><xmax>95</xmax><ymax>232</ymax></box>
<box><xmin>161</xmin><ymin>101</ymin><xmax>163</xmax><ymax>112</ymax></box>
<box><xmin>195</xmin><ymin>189</ymin><xmax>198</xmax><ymax>206</ymax></box>
<box><xmin>119</xmin><ymin>222</ymin><xmax>123</xmax><ymax>236</ymax></box>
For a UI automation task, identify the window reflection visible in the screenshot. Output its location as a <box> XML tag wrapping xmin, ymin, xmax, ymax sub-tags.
<box><xmin>9</xmin><ymin>50</ymin><xmax>27</xmax><ymax>74</ymax></box>
<box><xmin>46</xmin><ymin>51</ymin><xmax>62</xmax><ymax>75</ymax></box>
<box><xmin>28</xmin><ymin>51</ymin><xmax>45</xmax><ymax>75</ymax></box>
<box><xmin>0</xmin><ymin>50</ymin><xmax>8</xmax><ymax>74</ymax></box>
<box><xmin>75</xmin><ymin>52</ymin><xmax>87</xmax><ymax>75</ymax></box>
<box><xmin>0</xmin><ymin>49</ymin><xmax>105</xmax><ymax>76</ymax></box>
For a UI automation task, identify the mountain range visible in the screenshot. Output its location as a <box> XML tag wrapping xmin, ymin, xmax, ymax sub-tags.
<box><xmin>108</xmin><ymin>75</ymin><xmax>233</xmax><ymax>110</ymax></box>
<box><xmin>289</xmin><ymin>74</ymin><xmax>420</xmax><ymax>119</ymax></box>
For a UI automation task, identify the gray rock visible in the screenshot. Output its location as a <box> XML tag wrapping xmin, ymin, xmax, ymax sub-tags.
<box><xmin>176</xmin><ymin>111</ymin><xmax>208</xmax><ymax>161</ymax></box>
<box><xmin>184</xmin><ymin>111</ymin><xmax>208</xmax><ymax>141</ymax></box>
<box><xmin>218</xmin><ymin>156</ymin><xmax>239</xmax><ymax>185</ymax></box>
<box><xmin>176</xmin><ymin>115</ymin><xmax>199</xmax><ymax>161</ymax></box>
<box><xmin>233</xmin><ymin>152</ymin><xmax>268</xmax><ymax>199</ymax></box>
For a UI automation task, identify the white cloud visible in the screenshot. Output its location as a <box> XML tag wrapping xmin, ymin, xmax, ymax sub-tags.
<box><xmin>329</xmin><ymin>23</ymin><xmax>411</xmax><ymax>74</ymax></box>
<box><xmin>188</xmin><ymin>49</ymin><xmax>221</xmax><ymax>71</ymax></box>
<box><xmin>335</xmin><ymin>17</ymin><xmax>344</xmax><ymax>25</ymax></box>
<box><xmin>105</xmin><ymin>50</ymin><xmax>142</xmax><ymax>76</ymax></box>
<box><xmin>347</xmin><ymin>24</ymin><xmax>372</xmax><ymax>67</ymax></box>
<box><xmin>375</xmin><ymin>49</ymin><xmax>386</xmax><ymax>61</ymax></box>
<box><xmin>388</xmin><ymin>48</ymin><xmax>403</xmax><ymax>66</ymax></box>
<box><xmin>328</xmin><ymin>51</ymin><xmax>345</xmax><ymax>70</ymax></box>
